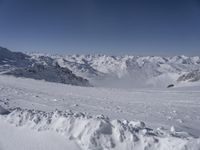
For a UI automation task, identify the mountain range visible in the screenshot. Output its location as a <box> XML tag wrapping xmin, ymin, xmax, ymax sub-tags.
<box><xmin>1</xmin><ymin>46</ymin><xmax>200</xmax><ymax>88</ymax></box>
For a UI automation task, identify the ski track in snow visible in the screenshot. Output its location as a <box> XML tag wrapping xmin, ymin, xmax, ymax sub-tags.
<box><xmin>0</xmin><ymin>75</ymin><xmax>200</xmax><ymax>138</ymax></box>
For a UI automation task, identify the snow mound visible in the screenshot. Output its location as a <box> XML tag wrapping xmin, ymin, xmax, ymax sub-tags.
<box><xmin>2</xmin><ymin>108</ymin><xmax>200</xmax><ymax>150</ymax></box>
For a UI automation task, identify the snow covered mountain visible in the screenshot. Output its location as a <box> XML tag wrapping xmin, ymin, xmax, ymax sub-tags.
<box><xmin>177</xmin><ymin>70</ymin><xmax>200</xmax><ymax>82</ymax></box>
<box><xmin>1</xmin><ymin>47</ymin><xmax>200</xmax><ymax>150</ymax></box>
<box><xmin>1</xmin><ymin>46</ymin><xmax>200</xmax><ymax>88</ymax></box>
<box><xmin>0</xmin><ymin>47</ymin><xmax>90</xmax><ymax>86</ymax></box>
<box><xmin>0</xmin><ymin>47</ymin><xmax>32</xmax><ymax>71</ymax></box>
<box><xmin>48</xmin><ymin>54</ymin><xmax>200</xmax><ymax>88</ymax></box>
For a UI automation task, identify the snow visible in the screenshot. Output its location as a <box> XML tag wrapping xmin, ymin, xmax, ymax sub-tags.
<box><xmin>0</xmin><ymin>108</ymin><xmax>200</xmax><ymax>150</ymax></box>
<box><xmin>0</xmin><ymin>75</ymin><xmax>200</xmax><ymax>137</ymax></box>
<box><xmin>50</xmin><ymin>54</ymin><xmax>200</xmax><ymax>88</ymax></box>
<box><xmin>0</xmin><ymin>48</ymin><xmax>90</xmax><ymax>86</ymax></box>
<box><xmin>1</xmin><ymin>48</ymin><xmax>200</xmax><ymax>149</ymax></box>
<box><xmin>0</xmin><ymin>120</ymin><xmax>80</xmax><ymax>150</ymax></box>
<box><xmin>2</xmin><ymin>47</ymin><xmax>200</xmax><ymax>88</ymax></box>
<box><xmin>177</xmin><ymin>70</ymin><xmax>200</xmax><ymax>82</ymax></box>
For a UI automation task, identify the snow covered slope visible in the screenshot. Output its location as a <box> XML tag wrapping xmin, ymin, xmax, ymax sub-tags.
<box><xmin>0</xmin><ymin>47</ymin><xmax>30</xmax><ymax>65</ymax></box>
<box><xmin>1</xmin><ymin>47</ymin><xmax>200</xmax><ymax>149</ymax></box>
<box><xmin>0</xmin><ymin>47</ymin><xmax>32</xmax><ymax>72</ymax></box>
<box><xmin>5</xmin><ymin>63</ymin><xmax>90</xmax><ymax>86</ymax></box>
<box><xmin>177</xmin><ymin>70</ymin><xmax>200</xmax><ymax>82</ymax></box>
<box><xmin>0</xmin><ymin>75</ymin><xmax>200</xmax><ymax>138</ymax></box>
<box><xmin>0</xmin><ymin>47</ymin><xmax>90</xmax><ymax>86</ymax></box>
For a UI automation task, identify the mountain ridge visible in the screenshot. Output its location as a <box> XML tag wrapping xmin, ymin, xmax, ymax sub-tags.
<box><xmin>0</xmin><ymin>47</ymin><xmax>90</xmax><ymax>86</ymax></box>
<box><xmin>1</xmin><ymin>46</ymin><xmax>200</xmax><ymax>88</ymax></box>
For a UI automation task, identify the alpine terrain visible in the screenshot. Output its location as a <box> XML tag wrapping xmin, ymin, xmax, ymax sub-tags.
<box><xmin>0</xmin><ymin>47</ymin><xmax>200</xmax><ymax>150</ymax></box>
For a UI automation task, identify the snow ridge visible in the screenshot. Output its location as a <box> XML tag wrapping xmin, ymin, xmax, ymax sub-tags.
<box><xmin>2</xmin><ymin>108</ymin><xmax>200</xmax><ymax>150</ymax></box>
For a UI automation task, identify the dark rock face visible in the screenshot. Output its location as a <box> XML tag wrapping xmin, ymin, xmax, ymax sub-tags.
<box><xmin>177</xmin><ymin>70</ymin><xmax>200</xmax><ymax>82</ymax></box>
<box><xmin>0</xmin><ymin>47</ymin><xmax>27</xmax><ymax>60</ymax></box>
<box><xmin>0</xmin><ymin>47</ymin><xmax>91</xmax><ymax>86</ymax></box>
<box><xmin>0</xmin><ymin>47</ymin><xmax>31</xmax><ymax>66</ymax></box>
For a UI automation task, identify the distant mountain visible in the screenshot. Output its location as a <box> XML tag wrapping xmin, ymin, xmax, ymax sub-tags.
<box><xmin>45</xmin><ymin>54</ymin><xmax>200</xmax><ymax>88</ymax></box>
<box><xmin>0</xmin><ymin>47</ymin><xmax>90</xmax><ymax>86</ymax></box>
<box><xmin>1</xmin><ymin>46</ymin><xmax>200</xmax><ymax>88</ymax></box>
<box><xmin>0</xmin><ymin>47</ymin><xmax>32</xmax><ymax>69</ymax></box>
<box><xmin>0</xmin><ymin>47</ymin><xmax>29</xmax><ymax>62</ymax></box>
<box><xmin>177</xmin><ymin>70</ymin><xmax>200</xmax><ymax>82</ymax></box>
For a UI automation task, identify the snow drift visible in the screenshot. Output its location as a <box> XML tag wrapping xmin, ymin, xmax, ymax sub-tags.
<box><xmin>1</xmin><ymin>108</ymin><xmax>200</xmax><ymax>150</ymax></box>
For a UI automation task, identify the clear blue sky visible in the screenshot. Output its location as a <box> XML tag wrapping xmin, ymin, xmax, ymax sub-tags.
<box><xmin>0</xmin><ymin>0</ymin><xmax>200</xmax><ymax>55</ymax></box>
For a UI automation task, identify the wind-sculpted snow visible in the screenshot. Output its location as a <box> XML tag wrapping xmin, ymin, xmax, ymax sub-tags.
<box><xmin>1</xmin><ymin>108</ymin><xmax>200</xmax><ymax>150</ymax></box>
